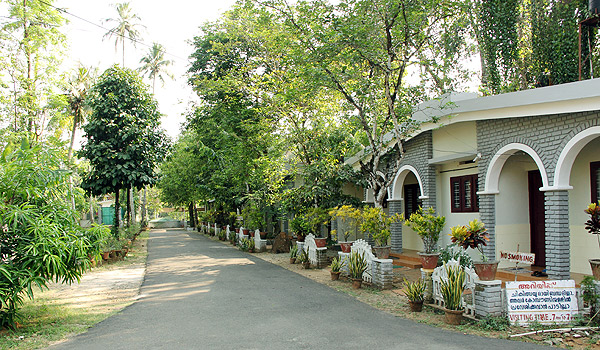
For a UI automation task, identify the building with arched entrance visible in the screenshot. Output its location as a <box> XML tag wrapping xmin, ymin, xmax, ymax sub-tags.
<box><xmin>355</xmin><ymin>78</ymin><xmax>600</xmax><ymax>280</ymax></box>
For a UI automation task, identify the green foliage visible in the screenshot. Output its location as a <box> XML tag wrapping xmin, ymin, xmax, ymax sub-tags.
<box><xmin>330</xmin><ymin>257</ymin><xmax>344</xmax><ymax>273</ymax></box>
<box><xmin>1</xmin><ymin>0</ymin><xmax>67</xmax><ymax>136</ymax></box>
<box><xmin>218</xmin><ymin>228</ymin><xmax>227</xmax><ymax>241</ymax></box>
<box><xmin>581</xmin><ymin>275</ymin><xmax>600</xmax><ymax>324</ymax></box>
<box><xmin>440</xmin><ymin>264</ymin><xmax>466</xmax><ymax>311</ymax></box>
<box><xmin>289</xmin><ymin>245</ymin><xmax>298</xmax><ymax>259</ymax></box>
<box><xmin>360</xmin><ymin>207</ymin><xmax>401</xmax><ymax>247</ymax></box>
<box><xmin>476</xmin><ymin>315</ymin><xmax>510</xmax><ymax>331</ymax></box>
<box><xmin>403</xmin><ymin>278</ymin><xmax>426</xmax><ymax>302</ymax></box>
<box><xmin>239</xmin><ymin>237</ymin><xmax>255</xmax><ymax>252</ymax></box>
<box><xmin>79</xmin><ymin>65</ymin><xmax>169</xmax><ymax>236</ymax></box>
<box><xmin>401</xmin><ymin>207</ymin><xmax>446</xmax><ymax>254</ymax></box>
<box><xmin>296</xmin><ymin>249</ymin><xmax>309</xmax><ymax>265</ymax></box>
<box><xmin>0</xmin><ymin>139</ymin><xmax>99</xmax><ymax>328</ymax></box>
<box><xmin>329</xmin><ymin>205</ymin><xmax>361</xmax><ymax>241</ymax></box>
<box><xmin>347</xmin><ymin>251</ymin><xmax>367</xmax><ymax>279</ymax></box>
<box><xmin>438</xmin><ymin>244</ymin><xmax>473</xmax><ymax>269</ymax></box>
<box><xmin>242</xmin><ymin>203</ymin><xmax>264</xmax><ymax>231</ymax></box>
<box><xmin>290</xmin><ymin>215</ymin><xmax>311</xmax><ymax>238</ymax></box>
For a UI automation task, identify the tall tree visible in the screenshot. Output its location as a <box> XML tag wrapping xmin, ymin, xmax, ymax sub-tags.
<box><xmin>79</xmin><ymin>65</ymin><xmax>169</xmax><ymax>237</ymax></box>
<box><xmin>138</xmin><ymin>42</ymin><xmax>173</xmax><ymax>93</ymax></box>
<box><xmin>103</xmin><ymin>2</ymin><xmax>144</xmax><ymax>66</ymax></box>
<box><xmin>65</xmin><ymin>66</ymin><xmax>96</xmax><ymax>161</ymax></box>
<box><xmin>209</xmin><ymin>0</ymin><xmax>473</xmax><ymax>208</ymax></box>
<box><xmin>0</xmin><ymin>0</ymin><xmax>67</xmax><ymax>139</ymax></box>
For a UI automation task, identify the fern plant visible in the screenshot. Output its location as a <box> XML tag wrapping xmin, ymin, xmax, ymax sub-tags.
<box><xmin>440</xmin><ymin>264</ymin><xmax>465</xmax><ymax>310</ymax></box>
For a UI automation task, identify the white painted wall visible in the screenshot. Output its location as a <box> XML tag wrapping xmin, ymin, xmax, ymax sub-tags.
<box><xmin>569</xmin><ymin>137</ymin><xmax>600</xmax><ymax>274</ymax></box>
<box><xmin>432</xmin><ymin>122</ymin><xmax>477</xmax><ymax>159</ymax></box>
<box><xmin>495</xmin><ymin>155</ymin><xmax>538</xmax><ymax>268</ymax></box>
<box><xmin>435</xmin><ymin>162</ymin><xmax>481</xmax><ymax>253</ymax></box>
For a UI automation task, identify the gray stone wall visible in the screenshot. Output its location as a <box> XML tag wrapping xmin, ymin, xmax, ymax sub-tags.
<box><xmin>545</xmin><ymin>191</ymin><xmax>571</xmax><ymax>280</ymax></box>
<box><xmin>476</xmin><ymin>110</ymin><xmax>600</xmax><ymax>279</ymax></box>
<box><xmin>389</xmin><ymin>199</ymin><xmax>403</xmax><ymax>253</ymax></box>
<box><xmin>398</xmin><ymin>131</ymin><xmax>436</xmax><ymax>207</ymax></box>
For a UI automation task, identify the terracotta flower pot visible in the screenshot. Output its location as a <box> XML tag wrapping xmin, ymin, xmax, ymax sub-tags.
<box><xmin>373</xmin><ymin>246</ymin><xmax>391</xmax><ymax>259</ymax></box>
<box><xmin>259</xmin><ymin>232</ymin><xmax>267</xmax><ymax>239</ymax></box>
<box><xmin>235</xmin><ymin>228</ymin><xmax>240</xmax><ymax>233</ymax></box>
<box><xmin>314</xmin><ymin>238</ymin><xmax>327</xmax><ymax>248</ymax></box>
<box><xmin>473</xmin><ymin>260</ymin><xmax>499</xmax><ymax>281</ymax></box>
<box><xmin>297</xmin><ymin>234</ymin><xmax>305</xmax><ymax>242</ymax></box>
<box><xmin>249</xmin><ymin>231</ymin><xmax>255</xmax><ymax>238</ymax></box>
<box><xmin>409</xmin><ymin>300</ymin><xmax>423</xmax><ymax>312</ymax></box>
<box><xmin>590</xmin><ymin>259</ymin><xmax>600</xmax><ymax>280</ymax></box>
<box><xmin>242</xmin><ymin>229</ymin><xmax>250</xmax><ymax>235</ymax></box>
<box><xmin>418</xmin><ymin>252</ymin><xmax>440</xmax><ymax>270</ymax></box>
<box><xmin>351</xmin><ymin>278</ymin><xmax>363</xmax><ymax>289</ymax></box>
<box><xmin>331</xmin><ymin>271</ymin><xmax>341</xmax><ymax>281</ymax></box>
<box><xmin>102</xmin><ymin>251</ymin><xmax>110</xmax><ymax>261</ymax></box>
<box><xmin>302</xmin><ymin>261</ymin><xmax>310</xmax><ymax>269</ymax></box>
<box><xmin>290</xmin><ymin>257</ymin><xmax>296</xmax><ymax>264</ymax></box>
<box><xmin>339</xmin><ymin>242</ymin><xmax>353</xmax><ymax>253</ymax></box>
<box><xmin>444</xmin><ymin>308</ymin><xmax>464</xmax><ymax>325</ymax></box>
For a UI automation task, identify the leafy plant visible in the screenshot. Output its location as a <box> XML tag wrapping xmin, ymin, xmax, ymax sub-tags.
<box><xmin>218</xmin><ymin>228</ymin><xmax>227</xmax><ymax>241</ymax></box>
<box><xmin>476</xmin><ymin>315</ymin><xmax>510</xmax><ymax>331</ymax></box>
<box><xmin>401</xmin><ymin>207</ymin><xmax>446</xmax><ymax>254</ymax></box>
<box><xmin>439</xmin><ymin>244</ymin><xmax>473</xmax><ymax>269</ymax></box>
<box><xmin>0</xmin><ymin>139</ymin><xmax>97</xmax><ymax>328</ymax></box>
<box><xmin>440</xmin><ymin>264</ymin><xmax>466</xmax><ymax>311</ymax></box>
<box><xmin>585</xmin><ymin>203</ymin><xmax>600</xmax><ymax>251</ymax></box>
<box><xmin>290</xmin><ymin>215</ymin><xmax>310</xmax><ymax>239</ymax></box>
<box><xmin>290</xmin><ymin>245</ymin><xmax>298</xmax><ymax>259</ymax></box>
<box><xmin>360</xmin><ymin>207</ymin><xmax>401</xmax><ymax>247</ymax></box>
<box><xmin>330</xmin><ymin>257</ymin><xmax>344</xmax><ymax>273</ymax></box>
<box><xmin>581</xmin><ymin>275</ymin><xmax>600</xmax><ymax>324</ymax></box>
<box><xmin>347</xmin><ymin>251</ymin><xmax>368</xmax><ymax>280</ymax></box>
<box><xmin>329</xmin><ymin>205</ymin><xmax>361</xmax><ymax>241</ymax></box>
<box><xmin>296</xmin><ymin>249</ymin><xmax>309</xmax><ymax>265</ymax></box>
<box><xmin>229</xmin><ymin>229</ymin><xmax>237</xmax><ymax>244</ymax></box>
<box><xmin>303</xmin><ymin>207</ymin><xmax>330</xmax><ymax>237</ymax></box>
<box><xmin>403</xmin><ymin>278</ymin><xmax>426</xmax><ymax>302</ymax></box>
<box><xmin>239</xmin><ymin>238</ymin><xmax>255</xmax><ymax>252</ymax></box>
<box><xmin>449</xmin><ymin>219</ymin><xmax>490</xmax><ymax>261</ymax></box>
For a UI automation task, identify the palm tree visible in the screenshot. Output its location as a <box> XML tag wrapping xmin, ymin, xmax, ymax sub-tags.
<box><xmin>66</xmin><ymin>66</ymin><xmax>96</xmax><ymax>161</ymax></box>
<box><xmin>138</xmin><ymin>42</ymin><xmax>173</xmax><ymax>94</ymax></box>
<box><xmin>104</xmin><ymin>2</ymin><xmax>144</xmax><ymax>66</ymax></box>
<box><xmin>137</xmin><ymin>42</ymin><xmax>173</xmax><ymax>227</ymax></box>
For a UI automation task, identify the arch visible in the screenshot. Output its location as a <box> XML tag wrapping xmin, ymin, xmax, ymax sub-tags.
<box><xmin>483</xmin><ymin>143</ymin><xmax>549</xmax><ymax>194</ymax></box>
<box><xmin>554</xmin><ymin>126</ymin><xmax>600</xmax><ymax>190</ymax></box>
<box><xmin>390</xmin><ymin>165</ymin><xmax>426</xmax><ymax>200</ymax></box>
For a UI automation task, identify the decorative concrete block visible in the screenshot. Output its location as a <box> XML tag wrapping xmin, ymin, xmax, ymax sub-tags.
<box><xmin>475</xmin><ymin>280</ymin><xmax>503</xmax><ymax>318</ymax></box>
<box><xmin>372</xmin><ymin>258</ymin><xmax>394</xmax><ymax>290</ymax></box>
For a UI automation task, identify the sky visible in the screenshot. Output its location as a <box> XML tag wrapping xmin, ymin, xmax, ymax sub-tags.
<box><xmin>53</xmin><ymin>0</ymin><xmax>238</xmax><ymax>141</ymax></box>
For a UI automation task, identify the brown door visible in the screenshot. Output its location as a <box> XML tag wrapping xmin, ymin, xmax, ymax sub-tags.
<box><xmin>528</xmin><ymin>170</ymin><xmax>546</xmax><ymax>267</ymax></box>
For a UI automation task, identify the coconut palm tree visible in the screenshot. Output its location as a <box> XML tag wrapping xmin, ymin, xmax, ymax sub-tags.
<box><xmin>137</xmin><ymin>42</ymin><xmax>173</xmax><ymax>227</ymax></box>
<box><xmin>66</xmin><ymin>66</ymin><xmax>96</xmax><ymax>161</ymax></box>
<box><xmin>138</xmin><ymin>42</ymin><xmax>173</xmax><ymax>93</ymax></box>
<box><xmin>104</xmin><ymin>2</ymin><xmax>144</xmax><ymax>66</ymax></box>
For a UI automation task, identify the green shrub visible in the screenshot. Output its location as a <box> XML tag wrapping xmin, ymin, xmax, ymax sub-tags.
<box><xmin>403</xmin><ymin>278</ymin><xmax>426</xmax><ymax>302</ymax></box>
<box><xmin>440</xmin><ymin>264</ymin><xmax>465</xmax><ymax>310</ymax></box>
<box><xmin>347</xmin><ymin>251</ymin><xmax>367</xmax><ymax>279</ymax></box>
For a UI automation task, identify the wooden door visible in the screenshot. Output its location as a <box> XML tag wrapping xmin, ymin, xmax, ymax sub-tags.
<box><xmin>528</xmin><ymin>170</ymin><xmax>546</xmax><ymax>267</ymax></box>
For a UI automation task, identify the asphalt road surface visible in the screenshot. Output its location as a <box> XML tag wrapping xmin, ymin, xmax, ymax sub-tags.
<box><xmin>50</xmin><ymin>228</ymin><xmax>550</xmax><ymax>349</ymax></box>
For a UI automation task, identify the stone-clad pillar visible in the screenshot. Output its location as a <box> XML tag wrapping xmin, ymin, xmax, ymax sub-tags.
<box><xmin>388</xmin><ymin>199</ymin><xmax>403</xmax><ymax>253</ymax></box>
<box><xmin>478</xmin><ymin>193</ymin><xmax>497</xmax><ymax>261</ymax></box>
<box><xmin>544</xmin><ymin>190</ymin><xmax>570</xmax><ymax>280</ymax></box>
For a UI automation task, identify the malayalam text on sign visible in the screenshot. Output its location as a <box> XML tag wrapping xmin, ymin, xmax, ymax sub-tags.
<box><xmin>505</xmin><ymin>280</ymin><xmax>578</xmax><ymax>325</ymax></box>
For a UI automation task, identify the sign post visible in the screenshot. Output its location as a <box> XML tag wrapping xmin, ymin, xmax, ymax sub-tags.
<box><xmin>500</xmin><ymin>247</ymin><xmax>535</xmax><ymax>281</ymax></box>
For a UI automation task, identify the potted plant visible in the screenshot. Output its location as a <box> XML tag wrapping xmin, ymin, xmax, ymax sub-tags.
<box><xmin>347</xmin><ymin>251</ymin><xmax>368</xmax><ymax>289</ymax></box>
<box><xmin>440</xmin><ymin>264</ymin><xmax>465</xmax><ymax>325</ymax></box>
<box><xmin>360</xmin><ymin>207</ymin><xmax>400</xmax><ymax>259</ymax></box>
<box><xmin>329</xmin><ymin>205</ymin><xmax>360</xmax><ymax>253</ymax></box>
<box><xmin>242</xmin><ymin>204</ymin><xmax>263</xmax><ymax>237</ymax></box>
<box><xmin>304</xmin><ymin>207</ymin><xmax>329</xmax><ymax>247</ymax></box>
<box><xmin>585</xmin><ymin>203</ymin><xmax>600</xmax><ymax>280</ymax></box>
<box><xmin>290</xmin><ymin>215</ymin><xmax>310</xmax><ymax>243</ymax></box>
<box><xmin>296</xmin><ymin>249</ymin><xmax>310</xmax><ymax>269</ymax></box>
<box><xmin>330</xmin><ymin>257</ymin><xmax>343</xmax><ymax>280</ymax></box>
<box><xmin>402</xmin><ymin>207</ymin><xmax>446</xmax><ymax>269</ymax></box>
<box><xmin>449</xmin><ymin>219</ymin><xmax>497</xmax><ymax>281</ymax></box>
<box><xmin>289</xmin><ymin>245</ymin><xmax>298</xmax><ymax>264</ymax></box>
<box><xmin>403</xmin><ymin>278</ymin><xmax>426</xmax><ymax>312</ymax></box>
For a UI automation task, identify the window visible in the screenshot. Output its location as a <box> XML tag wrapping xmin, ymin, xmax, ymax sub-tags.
<box><xmin>404</xmin><ymin>184</ymin><xmax>422</xmax><ymax>218</ymax></box>
<box><xmin>591</xmin><ymin>161</ymin><xmax>600</xmax><ymax>203</ymax></box>
<box><xmin>450</xmin><ymin>174</ymin><xmax>479</xmax><ymax>213</ymax></box>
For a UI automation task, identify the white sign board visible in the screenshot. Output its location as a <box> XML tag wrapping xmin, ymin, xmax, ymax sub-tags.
<box><xmin>500</xmin><ymin>250</ymin><xmax>535</xmax><ymax>265</ymax></box>
<box><xmin>506</xmin><ymin>280</ymin><xmax>578</xmax><ymax>325</ymax></box>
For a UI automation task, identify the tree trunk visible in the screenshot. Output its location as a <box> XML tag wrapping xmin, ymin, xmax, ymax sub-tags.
<box><xmin>113</xmin><ymin>188</ymin><xmax>120</xmax><ymax>238</ymax></box>
<box><xmin>188</xmin><ymin>202</ymin><xmax>196</xmax><ymax>228</ymax></box>
<box><xmin>141</xmin><ymin>186</ymin><xmax>147</xmax><ymax>227</ymax></box>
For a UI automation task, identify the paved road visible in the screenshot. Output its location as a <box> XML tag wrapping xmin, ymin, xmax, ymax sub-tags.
<box><xmin>50</xmin><ymin>228</ymin><xmax>549</xmax><ymax>349</ymax></box>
